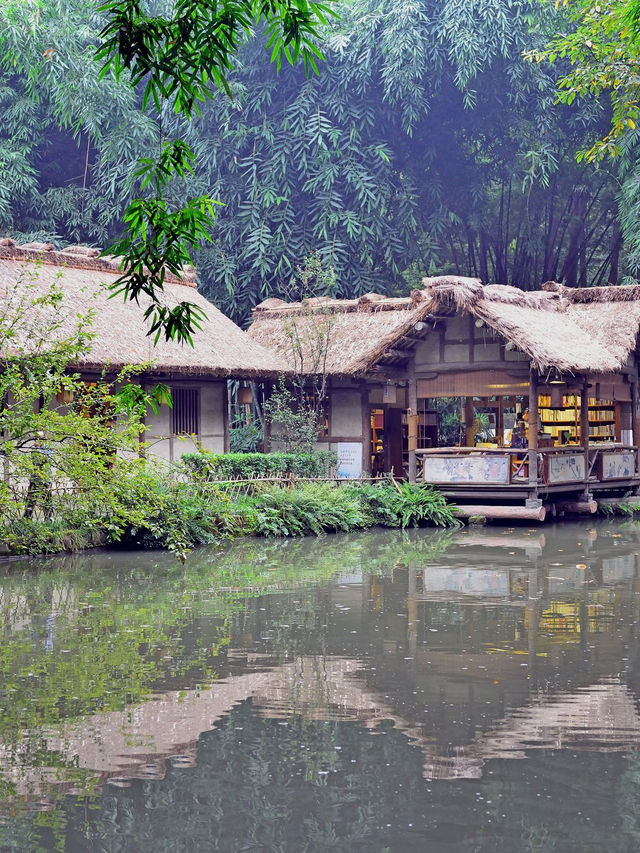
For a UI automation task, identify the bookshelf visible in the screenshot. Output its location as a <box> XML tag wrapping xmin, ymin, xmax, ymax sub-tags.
<box><xmin>537</xmin><ymin>394</ymin><xmax>617</xmax><ymax>444</ymax></box>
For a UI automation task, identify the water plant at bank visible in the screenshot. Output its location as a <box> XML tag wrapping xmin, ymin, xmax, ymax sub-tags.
<box><xmin>2</xmin><ymin>469</ymin><xmax>458</xmax><ymax>559</ymax></box>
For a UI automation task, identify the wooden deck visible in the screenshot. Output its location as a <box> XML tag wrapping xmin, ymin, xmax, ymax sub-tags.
<box><xmin>416</xmin><ymin>445</ymin><xmax>640</xmax><ymax>520</ymax></box>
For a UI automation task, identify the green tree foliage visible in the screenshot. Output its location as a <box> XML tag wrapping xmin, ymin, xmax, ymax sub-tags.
<box><xmin>0</xmin><ymin>0</ymin><xmax>335</xmax><ymax>343</ymax></box>
<box><xmin>531</xmin><ymin>0</ymin><xmax>640</xmax><ymax>161</ymax></box>
<box><xmin>0</xmin><ymin>0</ymin><xmax>631</xmax><ymax>315</ymax></box>
<box><xmin>532</xmin><ymin>0</ymin><xmax>640</xmax><ymax>280</ymax></box>
<box><xmin>0</xmin><ymin>265</ymin><xmax>144</xmax><ymax>529</ymax></box>
<box><xmin>0</xmin><ymin>262</ymin><xmax>238</xmax><ymax>559</ymax></box>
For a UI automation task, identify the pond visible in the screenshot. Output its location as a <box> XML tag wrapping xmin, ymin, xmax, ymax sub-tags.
<box><xmin>1</xmin><ymin>521</ymin><xmax>640</xmax><ymax>851</ymax></box>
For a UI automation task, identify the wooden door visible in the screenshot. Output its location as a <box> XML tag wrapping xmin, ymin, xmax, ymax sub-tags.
<box><xmin>386</xmin><ymin>407</ymin><xmax>404</xmax><ymax>477</ymax></box>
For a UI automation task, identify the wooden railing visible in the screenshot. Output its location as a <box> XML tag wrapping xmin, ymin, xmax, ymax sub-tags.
<box><xmin>416</xmin><ymin>444</ymin><xmax>639</xmax><ymax>487</ymax></box>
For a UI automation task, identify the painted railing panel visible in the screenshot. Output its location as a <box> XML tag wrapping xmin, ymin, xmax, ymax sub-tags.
<box><xmin>418</xmin><ymin>445</ymin><xmax>639</xmax><ymax>487</ymax></box>
<box><xmin>422</xmin><ymin>453</ymin><xmax>511</xmax><ymax>485</ymax></box>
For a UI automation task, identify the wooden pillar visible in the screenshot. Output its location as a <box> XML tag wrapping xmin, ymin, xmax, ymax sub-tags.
<box><xmin>262</xmin><ymin>381</ymin><xmax>272</xmax><ymax>452</ymax></box>
<box><xmin>464</xmin><ymin>397</ymin><xmax>475</xmax><ymax>447</ymax></box>
<box><xmin>632</xmin><ymin>372</ymin><xmax>640</xmax><ymax>477</ymax></box>
<box><xmin>361</xmin><ymin>388</ymin><xmax>371</xmax><ymax>476</ymax></box>
<box><xmin>408</xmin><ymin>357</ymin><xmax>418</xmax><ymax>483</ymax></box>
<box><xmin>528</xmin><ymin>369</ymin><xmax>538</xmax><ymax>493</ymax></box>
<box><xmin>580</xmin><ymin>380</ymin><xmax>590</xmax><ymax>487</ymax></box>
<box><xmin>223</xmin><ymin>380</ymin><xmax>230</xmax><ymax>453</ymax></box>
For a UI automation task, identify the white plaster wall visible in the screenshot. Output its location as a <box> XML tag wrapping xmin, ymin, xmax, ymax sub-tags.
<box><xmin>144</xmin><ymin>381</ymin><xmax>226</xmax><ymax>461</ymax></box>
<box><xmin>330</xmin><ymin>389</ymin><xmax>362</xmax><ymax>438</ymax></box>
<box><xmin>144</xmin><ymin>392</ymin><xmax>172</xmax><ymax>461</ymax></box>
<box><xmin>199</xmin><ymin>383</ymin><xmax>226</xmax><ymax>453</ymax></box>
<box><xmin>444</xmin><ymin>343</ymin><xmax>469</xmax><ymax>362</ymax></box>
<box><xmin>444</xmin><ymin>315</ymin><xmax>469</xmax><ymax>341</ymax></box>
<box><xmin>415</xmin><ymin>333</ymin><xmax>440</xmax><ymax>366</ymax></box>
<box><xmin>473</xmin><ymin>340</ymin><xmax>502</xmax><ymax>361</ymax></box>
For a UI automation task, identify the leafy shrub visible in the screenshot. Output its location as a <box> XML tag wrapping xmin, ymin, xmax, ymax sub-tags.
<box><xmin>105</xmin><ymin>467</ymin><xmax>252</xmax><ymax>560</ymax></box>
<box><xmin>1</xmin><ymin>465</ymin><xmax>455</xmax><ymax>558</ymax></box>
<box><xmin>1</xmin><ymin>518</ymin><xmax>105</xmax><ymax>556</ymax></box>
<box><xmin>182</xmin><ymin>450</ymin><xmax>336</xmax><ymax>481</ymax></box>
<box><xmin>229</xmin><ymin>421</ymin><xmax>263</xmax><ymax>453</ymax></box>
<box><xmin>597</xmin><ymin>501</ymin><xmax>640</xmax><ymax>517</ymax></box>
<box><xmin>348</xmin><ymin>482</ymin><xmax>459</xmax><ymax>529</ymax></box>
<box><xmin>248</xmin><ymin>483</ymin><xmax>368</xmax><ymax>537</ymax></box>
<box><xmin>245</xmin><ymin>481</ymin><xmax>456</xmax><ymax>537</ymax></box>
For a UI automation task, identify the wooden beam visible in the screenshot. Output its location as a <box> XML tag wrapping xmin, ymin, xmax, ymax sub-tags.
<box><xmin>580</xmin><ymin>381</ymin><xmax>590</xmax><ymax>488</ymax></box>
<box><xmin>453</xmin><ymin>504</ymin><xmax>546</xmax><ymax>522</ymax></box>
<box><xmin>223</xmin><ymin>380</ymin><xmax>230</xmax><ymax>454</ymax></box>
<box><xmin>381</xmin><ymin>348</ymin><xmax>413</xmax><ymax>360</ymax></box>
<box><xmin>362</xmin><ymin>366</ymin><xmax>407</xmax><ymax>381</ymax></box>
<box><xmin>464</xmin><ymin>396</ymin><xmax>475</xmax><ymax>447</ymax></box>
<box><xmin>399</xmin><ymin>334</ymin><xmax>429</xmax><ymax>345</ymax></box>
<box><xmin>416</xmin><ymin>362</ymin><xmax>529</xmax><ymax>376</ymax></box>
<box><xmin>632</xmin><ymin>373</ymin><xmax>640</xmax><ymax>477</ymax></box>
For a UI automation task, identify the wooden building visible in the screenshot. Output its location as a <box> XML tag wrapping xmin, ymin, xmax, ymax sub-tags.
<box><xmin>249</xmin><ymin>276</ymin><xmax>640</xmax><ymax>519</ymax></box>
<box><xmin>0</xmin><ymin>239</ymin><xmax>287</xmax><ymax>461</ymax></box>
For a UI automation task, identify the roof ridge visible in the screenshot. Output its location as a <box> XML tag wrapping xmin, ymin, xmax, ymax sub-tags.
<box><xmin>252</xmin><ymin>291</ymin><xmax>419</xmax><ymax>316</ymax></box>
<box><xmin>0</xmin><ymin>239</ymin><xmax>197</xmax><ymax>287</ymax></box>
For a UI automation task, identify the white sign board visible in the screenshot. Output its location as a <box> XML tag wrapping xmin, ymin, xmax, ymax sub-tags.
<box><xmin>546</xmin><ymin>453</ymin><xmax>586</xmax><ymax>484</ymax></box>
<box><xmin>424</xmin><ymin>454</ymin><xmax>510</xmax><ymax>485</ymax></box>
<box><xmin>601</xmin><ymin>451</ymin><xmax>635</xmax><ymax>480</ymax></box>
<box><xmin>336</xmin><ymin>442</ymin><xmax>363</xmax><ymax>479</ymax></box>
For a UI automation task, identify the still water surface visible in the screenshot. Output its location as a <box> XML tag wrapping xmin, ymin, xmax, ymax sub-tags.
<box><xmin>1</xmin><ymin>522</ymin><xmax>640</xmax><ymax>851</ymax></box>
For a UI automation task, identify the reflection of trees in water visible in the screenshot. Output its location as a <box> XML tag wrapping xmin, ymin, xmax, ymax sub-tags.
<box><xmin>3</xmin><ymin>705</ymin><xmax>638</xmax><ymax>852</ymax></box>
<box><xmin>3</xmin><ymin>522</ymin><xmax>640</xmax><ymax>847</ymax></box>
<box><xmin>0</xmin><ymin>530</ymin><xmax>450</xmax><ymax>816</ymax></box>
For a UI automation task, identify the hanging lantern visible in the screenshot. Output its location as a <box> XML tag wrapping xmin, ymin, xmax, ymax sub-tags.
<box><xmin>238</xmin><ymin>387</ymin><xmax>253</xmax><ymax>405</ymax></box>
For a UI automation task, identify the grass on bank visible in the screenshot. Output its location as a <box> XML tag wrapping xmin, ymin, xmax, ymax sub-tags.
<box><xmin>1</xmin><ymin>469</ymin><xmax>459</xmax><ymax>560</ymax></box>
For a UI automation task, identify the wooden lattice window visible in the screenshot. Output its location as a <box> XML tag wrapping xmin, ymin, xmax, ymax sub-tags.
<box><xmin>302</xmin><ymin>392</ymin><xmax>330</xmax><ymax>438</ymax></box>
<box><xmin>172</xmin><ymin>388</ymin><xmax>200</xmax><ymax>436</ymax></box>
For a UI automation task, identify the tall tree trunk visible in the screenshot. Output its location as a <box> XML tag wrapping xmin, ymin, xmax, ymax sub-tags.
<box><xmin>562</xmin><ymin>190</ymin><xmax>587</xmax><ymax>286</ymax></box>
<box><xmin>609</xmin><ymin>220</ymin><xmax>623</xmax><ymax>284</ymax></box>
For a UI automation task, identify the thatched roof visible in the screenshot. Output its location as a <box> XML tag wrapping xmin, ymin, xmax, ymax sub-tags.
<box><xmin>249</xmin><ymin>276</ymin><xmax>640</xmax><ymax>376</ymax></box>
<box><xmin>423</xmin><ymin>276</ymin><xmax>640</xmax><ymax>374</ymax></box>
<box><xmin>249</xmin><ymin>291</ymin><xmax>433</xmax><ymax>375</ymax></box>
<box><xmin>0</xmin><ymin>240</ymin><xmax>288</xmax><ymax>378</ymax></box>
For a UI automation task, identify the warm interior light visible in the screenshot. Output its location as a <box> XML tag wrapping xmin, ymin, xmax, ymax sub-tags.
<box><xmin>487</xmin><ymin>382</ymin><xmax>529</xmax><ymax>389</ymax></box>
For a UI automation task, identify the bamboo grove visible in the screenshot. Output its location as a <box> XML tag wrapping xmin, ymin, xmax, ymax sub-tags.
<box><xmin>0</xmin><ymin>0</ymin><xmax>637</xmax><ymax>324</ymax></box>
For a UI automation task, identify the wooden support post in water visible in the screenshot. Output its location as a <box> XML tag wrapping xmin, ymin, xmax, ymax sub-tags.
<box><xmin>408</xmin><ymin>357</ymin><xmax>418</xmax><ymax>483</ymax></box>
<box><xmin>528</xmin><ymin>369</ymin><xmax>539</xmax><ymax>499</ymax></box>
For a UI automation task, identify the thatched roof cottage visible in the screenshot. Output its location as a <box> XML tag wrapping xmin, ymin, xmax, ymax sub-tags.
<box><xmin>249</xmin><ymin>276</ymin><xmax>640</xmax><ymax>516</ymax></box>
<box><xmin>0</xmin><ymin>239</ymin><xmax>286</xmax><ymax>460</ymax></box>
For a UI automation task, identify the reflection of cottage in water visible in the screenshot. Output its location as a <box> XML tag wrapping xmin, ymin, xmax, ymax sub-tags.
<box><xmin>3</xmin><ymin>523</ymin><xmax>640</xmax><ymax>814</ymax></box>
